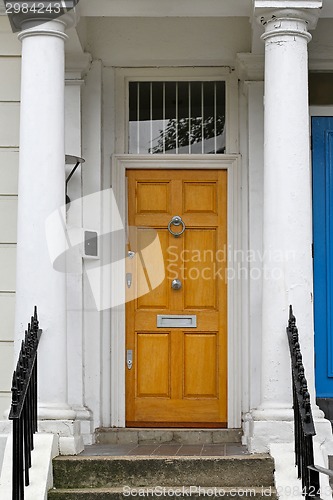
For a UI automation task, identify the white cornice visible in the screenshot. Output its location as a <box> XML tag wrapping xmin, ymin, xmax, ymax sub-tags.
<box><xmin>65</xmin><ymin>52</ymin><xmax>91</xmax><ymax>77</ymax></box>
<box><xmin>236</xmin><ymin>53</ymin><xmax>264</xmax><ymax>81</ymax></box>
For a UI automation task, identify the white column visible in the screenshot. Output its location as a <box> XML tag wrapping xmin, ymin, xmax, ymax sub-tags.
<box><xmin>249</xmin><ymin>5</ymin><xmax>331</xmax><ymax>451</ymax></box>
<box><xmin>15</xmin><ymin>18</ymin><xmax>75</xmax><ymax>421</ymax></box>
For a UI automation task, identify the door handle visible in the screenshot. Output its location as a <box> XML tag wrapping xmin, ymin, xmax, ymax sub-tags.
<box><xmin>126</xmin><ymin>273</ymin><xmax>132</xmax><ymax>288</ymax></box>
<box><xmin>126</xmin><ymin>349</ymin><xmax>133</xmax><ymax>370</ymax></box>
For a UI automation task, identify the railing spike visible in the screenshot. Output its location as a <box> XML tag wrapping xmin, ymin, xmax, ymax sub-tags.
<box><xmin>286</xmin><ymin>305</ymin><xmax>319</xmax><ymax>498</ymax></box>
<box><xmin>289</xmin><ymin>304</ymin><xmax>293</xmax><ymax>318</ymax></box>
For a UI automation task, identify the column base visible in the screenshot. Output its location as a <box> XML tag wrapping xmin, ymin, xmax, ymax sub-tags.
<box><xmin>244</xmin><ymin>406</ymin><xmax>333</xmax><ymax>453</ymax></box>
<box><xmin>38</xmin><ymin>403</ymin><xmax>76</xmax><ymax>421</ymax></box>
<box><xmin>71</xmin><ymin>405</ymin><xmax>95</xmax><ymax>445</ymax></box>
<box><xmin>38</xmin><ymin>419</ymin><xmax>84</xmax><ymax>455</ymax></box>
<box><xmin>0</xmin><ymin>419</ymin><xmax>84</xmax><ymax>455</ymax></box>
<box><xmin>244</xmin><ymin>407</ymin><xmax>295</xmax><ymax>453</ymax></box>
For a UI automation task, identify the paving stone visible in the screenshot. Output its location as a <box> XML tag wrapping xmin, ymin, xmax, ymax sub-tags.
<box><xmin>152</xmin><ymin>444</ymin><xmax>182</xmax><ymax>456</ymax></box>
<box><xmin>201</xmin><ymin>444</ymin><xmax>226</xmax><ymax>456</ymax></box>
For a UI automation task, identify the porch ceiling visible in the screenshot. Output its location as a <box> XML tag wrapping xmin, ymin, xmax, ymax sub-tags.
<box><xmin>78</xmin><ymin>0</ymin><xmax>333</xmax><ymax>19</ymax></box>
<box><xmin>78</xmin><ymin>0</ymin><xmax>253</xmax><ymax>18</ymax></box>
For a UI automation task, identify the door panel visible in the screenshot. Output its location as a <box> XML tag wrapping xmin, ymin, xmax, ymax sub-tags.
<box><xmin>312</xmin><ymin>117</ymin><xmax>333</xmax><ymax>397</ymax></box>
<box><xmin>137</xmin><ymin>333</ymin><xmax>171</xmax><ymax>397</ymax></box>
<box><xmin>126</xmin><ymin>169</ymin><xmax>227</xmax><ymax>426</ymax></box>
<box><xmin>183</xmin><ymin>333</ymin><xmax>218</xmax><ymax>398</ymax></box>
<box><xmin>184</xmin><ymin>230</ymin><xmax>217</xmax><ymax>309</ymax></box>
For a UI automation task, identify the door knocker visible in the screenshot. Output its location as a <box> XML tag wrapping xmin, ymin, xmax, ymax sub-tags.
<box><xmin>168</xmin><ymin>215</ymin><xmax>186</xmax><ymax>238</ymax></box>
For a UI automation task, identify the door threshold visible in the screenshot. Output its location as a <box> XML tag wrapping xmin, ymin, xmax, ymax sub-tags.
<box><xmin>96</xmin><ymin>427</ymin><xmax>242</xmax><ymax>446</ymax></box>
<box><xmin>126</xmin><ymin>422</ymin><xmax>227</xmax><ymax>428</ymax></box>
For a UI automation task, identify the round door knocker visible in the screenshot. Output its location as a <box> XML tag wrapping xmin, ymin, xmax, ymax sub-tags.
<box><xmin>168</xmin><ymin>215</ymin><xmax>186</xmax><ymax>238</ymax></box>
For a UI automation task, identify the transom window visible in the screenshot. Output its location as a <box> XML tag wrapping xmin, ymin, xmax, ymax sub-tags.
<box><xmin>129</xmin><ymin>81</ymin><xmax>226</xmax><ymax>155</ymax></box>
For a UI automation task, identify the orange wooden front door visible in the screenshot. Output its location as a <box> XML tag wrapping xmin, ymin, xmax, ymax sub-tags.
<box><xmin>126</xmin><ymin>169</ymin><xmax>228</xmax><ymax>427</ymax></box>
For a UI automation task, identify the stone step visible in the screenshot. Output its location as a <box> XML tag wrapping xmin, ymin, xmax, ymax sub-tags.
<box><xmin>95</xmin><ymin>428</ymin><xmax>242</xmax><ymax>445</ymax></box>
<box><xmin>49</xmin><ymin>486</ymin><xmax>277</xmax><ymax>499</ymax></box>
<box><xmin>52</xmin><ymin>455</ymin><xmax>275</xmax><ymax>489</ymax></box>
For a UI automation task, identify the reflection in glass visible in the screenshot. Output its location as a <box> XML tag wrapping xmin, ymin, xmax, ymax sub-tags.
<box><xmin>129</xmin><ymin>81</ymin><xmax>226</xmax><ymax>155</ymax></box>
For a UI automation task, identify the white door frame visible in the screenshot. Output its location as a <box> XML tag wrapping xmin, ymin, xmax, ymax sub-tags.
<box><xmin>110</xmin><ymin>154</ymin><xmax>242</xmax><ymax>428</ymax></box>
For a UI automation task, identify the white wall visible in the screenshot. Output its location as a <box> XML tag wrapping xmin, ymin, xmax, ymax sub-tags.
<box><xmin>238</xmin><ymin>78</ymin><xmax>264</xmax><ymax>418</ymax></box>
<box><xmin>0</xmin><ymin>18</ymin><xmax>21</xmax><ymax>417</ymax></box>
<box><xmin>309</xmin><ymin>18</ymin><xmax>333</xmax><ymax>62</ymax></box>
<box><xmin>247</xmin><ymin>81</ymin><xmax>264</xmax><ymax>411</ymax></box>
<box><xmin>81</xmin><ymin>60</ymin><xmax>103</xmax><ymax>429</ymax></box>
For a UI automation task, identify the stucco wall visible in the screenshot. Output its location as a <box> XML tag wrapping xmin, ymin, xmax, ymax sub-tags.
<box><xmin>0</xmin><ymin>17</ymin><xmax>21</xmax><ymax>417</ymax></box>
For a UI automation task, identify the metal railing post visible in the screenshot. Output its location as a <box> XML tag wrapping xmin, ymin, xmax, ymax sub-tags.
<box><xmin>9</xmin><ymin>307</ymin><xmax>42</xmax><ymax>500</ymax></box>
<box><xmin>287</xmin><ymin>305</ymin><xmax>320</xmax><ymax>499</ymax></box>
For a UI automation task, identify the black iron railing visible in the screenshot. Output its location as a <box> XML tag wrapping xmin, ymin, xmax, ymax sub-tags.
<box><xmin>287</xmin><ymin>305</ymin><xmax>320</xmax><ymax>499</ymax></box>
<box><xmin>9</xmin><ymin>307</ymin><xmax>42</xmax><ymax>500</ymax></box>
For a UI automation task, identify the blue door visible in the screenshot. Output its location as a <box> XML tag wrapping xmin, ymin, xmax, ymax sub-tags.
<box><xmin>312</xmin><ymin>117</ymin><xmax>333</xmax><ymax>397</ymax></box>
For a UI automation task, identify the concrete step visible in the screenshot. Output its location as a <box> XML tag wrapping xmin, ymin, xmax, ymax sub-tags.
<box><xmin>95</xmin><ymin>428</ymin><xmax>242</xmax><ymax>445</ymax></box>
<box><xmin>49</xmin><ymin>485</ymin><xmax>277</xmax><ymax>499</ymax></box>
<box><xmin>52</xmin><ymin>455</ymin><xmax>275</xmax><ymax>489</ymax></box>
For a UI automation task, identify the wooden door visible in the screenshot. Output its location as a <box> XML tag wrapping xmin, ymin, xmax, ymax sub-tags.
<box><xmin>126</xmin><ymin>169</ymin><xmax>228</xmax><ymax>427</ymax></box>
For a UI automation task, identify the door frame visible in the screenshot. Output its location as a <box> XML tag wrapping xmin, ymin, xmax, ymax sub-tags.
<box><xmin>110</xmin><ymin>154</ymin><xmax>241</xmax><ymax>428</ymax></box>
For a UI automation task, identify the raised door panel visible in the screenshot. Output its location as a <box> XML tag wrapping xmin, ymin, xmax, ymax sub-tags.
<box><xmin>183</xmin><ymin>229</ymin><xmax>217</xmax><ymax>310</ymax></box>
<box><xmin>183</xmin><ymin>182</ymin><xmax>217</xmax><ymax>214</ymax></box>
<box><xmin>137</xmin><ymin>181</ymin><xmax>171</xmax><ymax>214</ymax></box>
<box><xmin>183</xmin><ymin>333</ymin><xmax>218</xmax><ymax>398</ymax></box>
<box><xmin>136</xmin><ymin>332</ymin><xmax>171</xmax><ymax>398</ymax></box>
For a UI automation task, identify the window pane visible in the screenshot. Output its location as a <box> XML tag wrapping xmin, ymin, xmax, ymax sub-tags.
<box><xmin>216</xmin><ymin>82</ymin><xmax>226</xmax><ymax>153</ymax></box>
<box><xmin>178</xmin><ymin>82</ymin><xmax>190</xmax><ymax>154</ymax></box>
<box><xmin>203</xmin><ymin>82</ymin><xmax>215</xmax><ymax>154</ymax></box>
<box><xmin>189</xmin><ymin>82</ymin><xmax>203</xmax><ymax>154</ymax></box>
<box><xmin>129</xmin><ymin>82</ymin><xmax>138</xmax><ymax>154</ymax></box>
<box><xmin>129</xmin><ymin>80</ymin><xmax>226</xmax><ymax>154</ymax></box>
<box><xmin>151</xmin><ymin>82</ymin><xmax>165</xmax><ymax>153</ymax></box>
<box><xmin>138</xmin><ymin>82</ymin><xmax>150</xmax><ymax>154</ymax></box>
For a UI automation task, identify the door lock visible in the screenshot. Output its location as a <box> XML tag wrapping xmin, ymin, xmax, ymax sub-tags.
<box><xmin>126</xmin><ymin>350</ymin><xmax>133</xmax><ymax>370</ymax></box>
<box><xmin>126</xmin><ymin>273</ymin><xmax>132</xmax><ymax>288</ymax></box>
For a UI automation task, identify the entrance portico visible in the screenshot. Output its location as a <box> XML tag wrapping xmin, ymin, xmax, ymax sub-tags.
<box><xmin>2</xmin><ymin>0</ymin><xmax>333</xmax><ymax>459</ymax></box>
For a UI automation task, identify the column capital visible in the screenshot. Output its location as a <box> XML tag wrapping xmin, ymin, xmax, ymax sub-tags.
<box><xmin>18</xmin><ymin>19</ymin><xmax>68</xmax><ymax>42</ymax></box>
<box><xmin>254</xmin><ymin>1</ymin><xmax>322</xmax><ymax>31</ymax></box>
<box><xmin>11</xmin><ymin>6</ymin><xmax>79</xmax><ymax>40</ymax></box>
